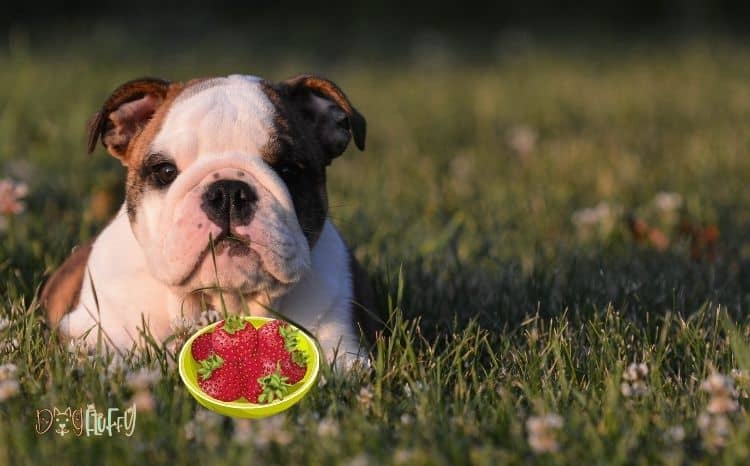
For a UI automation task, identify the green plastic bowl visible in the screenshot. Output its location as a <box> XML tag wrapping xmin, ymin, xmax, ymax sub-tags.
<box><xmin>178</xmin><ymin>316</ymin><xmax>320</xmax><ymax>418</ymax></box>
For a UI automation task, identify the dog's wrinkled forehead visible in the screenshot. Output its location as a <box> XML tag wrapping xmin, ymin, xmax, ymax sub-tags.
<box><xmin>150</xmin><ymin>75</ymin><xmax>276</xmax><ymax>164</ymax></box>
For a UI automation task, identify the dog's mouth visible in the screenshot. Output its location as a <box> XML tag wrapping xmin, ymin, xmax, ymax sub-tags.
<box><xmin>175</xmin><ymin>230</ymin><xmax>258</xmax><ymax>287</ymax></box>
<box><xmin>211</xmin><ymin>231</ymin><xmax>253</xmax><ymax>257</ymax></box>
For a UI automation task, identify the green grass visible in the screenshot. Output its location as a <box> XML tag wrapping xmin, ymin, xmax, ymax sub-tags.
<box><xmin>2</xmin><ymin>29</ymin><xmax>750</xmax><ymax>465</ymax></box>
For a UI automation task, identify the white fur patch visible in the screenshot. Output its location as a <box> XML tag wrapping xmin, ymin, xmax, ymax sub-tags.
<box><xmin>150</xmin><ymin>75</ymin><xmax>275</xmax><ymax>165</ymax></box>
<box><xmin>277</xmin><ymin>221</ymin><xmax>363</xmax><ymax>363</ymax></box>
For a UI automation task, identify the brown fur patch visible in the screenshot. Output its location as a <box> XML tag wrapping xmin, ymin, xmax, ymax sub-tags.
<box><xmin>41</xmin><ymin>242</ymin><xmax>94</xmax><ymax>327</ymax></box>
<box><xmin>87</xmin><ymin>78</ymin><xmax>171</xmax><ymax>157</ymax></box>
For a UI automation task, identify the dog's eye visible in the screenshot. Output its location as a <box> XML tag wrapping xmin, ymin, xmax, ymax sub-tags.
<box><xmin>152</xmin><ymin>162</ymin><xmax>178</xmax><ymax>186</ymax></box>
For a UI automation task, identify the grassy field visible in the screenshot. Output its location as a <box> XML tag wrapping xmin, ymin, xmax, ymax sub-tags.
<box><xmin>2</xmin><ymin>28</ymin><xmax>750</xmax><ymax>465</ymax></box>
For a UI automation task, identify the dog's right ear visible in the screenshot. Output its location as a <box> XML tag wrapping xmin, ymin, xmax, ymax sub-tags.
<box><xmin>87</xmin><ymin>78</ymin><xmax>170</xmax><ymax>163</ymax></box>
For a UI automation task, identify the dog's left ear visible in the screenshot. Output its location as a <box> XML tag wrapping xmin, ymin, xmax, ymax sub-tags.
<box><xmin>86</xmin><ymin>77</ymin><xmax>171</xmax><ymax>163</ymax></box>
<box><xmin>280</xmin><ymin>74</ymin><xmax>366</xmax><ymax>161</ymax></box>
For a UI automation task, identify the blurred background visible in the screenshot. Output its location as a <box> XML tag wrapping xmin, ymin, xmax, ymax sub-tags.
<box><xmin>2</xmin><ymin>1</ymin><xmax>750</xmax><ymax>333</ymax></box>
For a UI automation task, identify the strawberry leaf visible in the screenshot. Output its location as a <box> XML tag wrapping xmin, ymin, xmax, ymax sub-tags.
<box><xmin>291</xmin><ymin>349</ymin><xmax>307</xmax><ymax>366</ymax></box>
<box><xmin>279</xmin><ymin>325</ymin><xmax>300</xmax><ymax>352</ymax></box>
<box><xmin>197</xmin><ymin>354</ymin><xmax>224</xmax><ymax>380</ymax></box>
<box><xmin>257</xmin><ymin>364</ymin><xmax>290</xmax><ymax>403</ymax></box>
<box><xmin>222</xmin><ymin>315</ymin><xmax>247</xmax><ymax>335</ymax></box>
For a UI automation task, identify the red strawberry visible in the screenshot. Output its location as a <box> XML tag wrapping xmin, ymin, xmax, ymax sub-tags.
<box><xmin>257</xmin><ymin>320</ymin><xmax>300</xmax><ymax>362</ymax></box>
<box><xmin>279</xmin><ymin>349</ymin><xmax>307</xmax><ymax>384</ymax></box>
<box><xmin>191</xmin><ymin>332</ymin><xmax>214</xmax><ymax>361</ymax></box>
<box><xmin>197</xmin><ymin>354</ymin><xmax>243</xmax><ymax>401</ymax></box>
<box><xmin>241</xmin><ymin>358</ymin><xmax>268</xmax><ymax>403</ymax></box>
<box><xmin>242</xmin><ymin>362</ymin><xmax>292</xmax><ymax>404</ymax></box>
<box><xmin>212</xmin><ymin>315</ymin><xmax>257</xmax><ymax>362</ymax></box>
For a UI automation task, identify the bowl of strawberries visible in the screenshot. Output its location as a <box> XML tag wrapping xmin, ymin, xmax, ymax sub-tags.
<box><xmin>178</xmin><ymin>315</ymin><xmax>320</xmax><ymax>418</ymax></box>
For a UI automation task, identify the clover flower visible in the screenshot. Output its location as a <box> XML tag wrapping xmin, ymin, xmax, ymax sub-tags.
<box><xmin>357</xmin><ymin>385</ymin><xmax>374</xmax><ymax>411</ymax></box>
<box><xmin>653</xmin><ymin>192</ymin><xmax>683</xmax><ymax>212</ymax></box>
<box><xmin>621</xmin><ymin>362</ymin><xmax>649</xmax><ymax>398</ymax></box>
<box><xmin>0</xmin><ymin>362</ymin><xmax>20</xmax><ymax>402</ymax></box>
<box><xmin>698</xmin><ymin>372</ymin><xmax>740</xmax><ymax>451</ymax></box>
<box><xmin>506</xmin><ymin>125</ymin><xmax>538</xmax><ymax>156</ymax></box>
<box><xmin>526</xmin><ymin>413</ymin><xmax>563</xmax><ymax>454</ymax></box>
<box><xmin>0</xmin><ymin>178</ymin><xmax>28</xmax><ymax>216</ymax></box>
<box><xmin>701</xmin><ymin>372</ymin><xmax>739</xmax><ymax>415</ymax></box>
<box><xmin>0</xmin><ymin>379</ymin><xmax>20</xmax><ymax>402</ymax></box>
<box><xmin>317</xmin><ymin>417</ymin><xmax>340</xmax><ymax>437</ymax></box>
<box><xmin>0</xmin><ymin>363</ymin><xmax>18</xmax><ymax>381</ymax></box>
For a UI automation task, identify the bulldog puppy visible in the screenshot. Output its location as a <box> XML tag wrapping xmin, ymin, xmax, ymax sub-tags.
<box><xmin>40</xmin><ymin>74</ymin><xmax>379</xmax><ymax>364</ymax></box>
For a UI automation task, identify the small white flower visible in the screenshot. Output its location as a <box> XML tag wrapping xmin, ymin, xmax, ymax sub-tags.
<box><xmin>317</xmin><ymin>417</ymin><xmax>340</xmax><ymax>437</ymax></box>
<box><xmin>0</xmin><ymin>178</ymin><xmax>28</xmax><ymax>216</ymax></box>
<box><xmin>698</xmin><ymin>372</ymin><xmax>740</xmax><ymax>450</ymax></box>
<box><xmin>701</xmin><ymin>373</ymin><xmax>736</xmax><ymax>398</ymax></box>
<box><xmin>665</xmin><ymin>425</ymin><xmax>685</xmax><ymax>443</ymax></box>
<box><xmin>0</xmin><ymin>380</ymin><xmax>20</xmax><ymax>401</ymax></box>
<box><xmin>621</xmin><ymin>362</ymin><xmax>649</xmax><ymax>397</ymax></box>
<box><xmin>0</xmin><ymin>363</ymin><xmax>18</xmax><ymax>381</ymax></box>
<box><xmin>653</xmin><ymin>192</ymin><xmax>683</xmax><ymax>212</ymax></box>
<box><xmin>707</xmin><ymin>396</ymin><xmax>739</xmax><ymax>415</ymax></box>
<box><xmin>183</xmin><ymin>420</ymin><xmax>196</xmax><ymax>441</ymax></box>
<box><xmin>400</xmin><ymin>413</ymin><xmax>414</xmax><ymax>425</ymax></box>
<box><xmin>506</xmin><ymin>125</ymin><xmax>538</xmax><ymax>155</ymax></box>
<box><xmin>526</xmin><ymin>414</ymin><xmax>563</xmax><ymax>454</ymax></box>
<box><xmin>572</xmin><ymin>202</ymin><xmax>617</xmax><ymax>228</ymax></box>
<box><xmin>623</xmin><ymin>362</ymin><xmax>649</xmax><ymax>381</ymax></box>
<box><xmin>701</xmin><ymin>372</ymin><xmax>739</xmax><ymax>414</ymax></box>
<box><xmin>357</xmin><ymin>386</ymin><xmax>374</xmax><ymax>410</ymax></box>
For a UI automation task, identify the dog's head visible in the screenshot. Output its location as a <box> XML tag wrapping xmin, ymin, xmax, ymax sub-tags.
<box><xmin>87</xmin><ymin>74</ymin><xmax>365</xmax><ymax>298</ymax></box>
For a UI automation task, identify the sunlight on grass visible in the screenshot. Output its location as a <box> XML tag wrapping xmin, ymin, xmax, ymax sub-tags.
<box><xmin>1</xmin><ymin>32</ymin><xmax>750</xmax><ymax>464</ymax></box>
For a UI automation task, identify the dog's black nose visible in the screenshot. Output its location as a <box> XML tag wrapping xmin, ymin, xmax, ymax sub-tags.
<box><xmin>201</xmin><ymin>180</ymin><xmax>257</xmax><ymax>228</ymax></box>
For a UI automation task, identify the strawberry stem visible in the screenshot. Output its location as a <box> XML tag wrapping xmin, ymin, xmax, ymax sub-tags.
<box><xmin>197</xmin><ymin>354</ymin><xmax>224</xmax><ymax>380</ymax></box>
<box><xmin>257</xmin><ymin>365</ymin><xmax>291</xmax><ymax>403</ymax></box>
<box><xmin>222</xmin><ymin>315</ymin><xmax>247</xmax><ymax>335</ymax></box>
